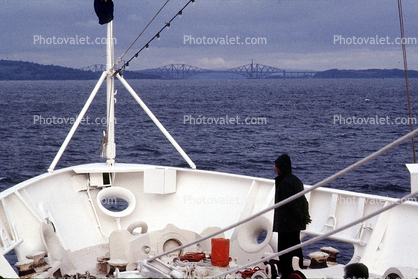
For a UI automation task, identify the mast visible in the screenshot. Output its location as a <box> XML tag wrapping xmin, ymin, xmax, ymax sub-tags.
<box><xmin>49</xmin><ymin>1</ymin><xmax>196</xmax><ymax>172</ymax></box>
<box><xmin>105</xmin><ymin>20</ymin><xmax>116</xmax><ymax>165</ymax></box>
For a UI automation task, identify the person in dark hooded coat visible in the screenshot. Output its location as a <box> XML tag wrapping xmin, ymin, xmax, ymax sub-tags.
<box><xmin>273</xmin><ymin>154</ymin><xmax>307</xmax><ymax>279</ymax></box>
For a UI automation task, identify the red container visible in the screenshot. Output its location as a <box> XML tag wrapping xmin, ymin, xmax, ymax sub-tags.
<box><xmin>211</xmin><ymin>238</ymin><xmax>230</xmax><ymax>267</ymax></box>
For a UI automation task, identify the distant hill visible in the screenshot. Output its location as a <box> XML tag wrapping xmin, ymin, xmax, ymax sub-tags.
<box><xmin>0</xmin><ymin>60</ymin><xmax>416</xmax><ymax>80</ymax></box>
<box><xmin>0</xmin><ymin>60</ymin><xmax>157</xmax><ymax>80</ymax></box>
<box><xmin>313</xmin><ymin>68</ymin><xmax>418</xmax><ymax>78</ymax></box>
<box><xmin>0</xmin><ymin>60</ymin><xmax>100</xmax><ymax>80</ymax></box>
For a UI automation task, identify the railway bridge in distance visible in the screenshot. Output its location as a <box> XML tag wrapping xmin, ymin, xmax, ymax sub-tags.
<box><xmin>80</xmin><ymin>61</ymin><xmax>317</xmax><ymax>79</ymax></box>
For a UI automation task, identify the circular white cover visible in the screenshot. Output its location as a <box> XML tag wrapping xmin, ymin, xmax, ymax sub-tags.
<box><xmin>96</xmin><ymin>186</ymin><xmax>136</xmax><ymax>218</ymax></box>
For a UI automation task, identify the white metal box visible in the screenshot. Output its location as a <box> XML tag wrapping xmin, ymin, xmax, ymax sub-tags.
<box><xmin>144</xmin><ymin>168</ymin><xmax>177</xmax><ymax>194</ymax></box>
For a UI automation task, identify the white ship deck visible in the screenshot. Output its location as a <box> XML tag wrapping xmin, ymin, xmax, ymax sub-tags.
<box><xmin>1</xmin><ymin>162</ymin><xmax>418</xmax><ymax>278</ymax></box>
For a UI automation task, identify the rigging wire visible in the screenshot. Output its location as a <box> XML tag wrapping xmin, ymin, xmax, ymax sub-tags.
<box><xmin>397</xmin><ymin>0</ymin><xmax>416</xmax><ymax>163</ymax></box>
<box><xmin>113</xmin><ymin>0</ymin><xmax>171</xmax><ymax>71</ymax></box>
<box><xmin>113</xmin><ymin>0</ymin><xmax>196</xmax><ymax>76</ymax></box>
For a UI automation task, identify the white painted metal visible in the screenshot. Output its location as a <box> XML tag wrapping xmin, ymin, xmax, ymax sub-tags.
<box><xmin>406</xmin><ymin>163</ymin><xmax>418</xmax><ymax>193</ymax></box>
<box><xmin>0</xmin><ymin>254</ymin><xmax>18</xmax><ymax>277</ymax></box>
<box><xmin>105</xmin><ymin>20</ymin><xmax>116</xmax><ymax>165</ymax></box>
<box><xmin>47</xmin><ymin>71</ymin><xmax>107</xmax><ymax>173</ymax></box>
<box><xmin>2</xmin><ymin>163</ymin><xmax>418</xmax><ymax>278</ymax></box>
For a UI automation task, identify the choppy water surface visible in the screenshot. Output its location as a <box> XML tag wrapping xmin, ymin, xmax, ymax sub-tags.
<box><xmin>0</xmin><ymin>78</ymin><xmax>417</xmax><ymax>264</ymax></box>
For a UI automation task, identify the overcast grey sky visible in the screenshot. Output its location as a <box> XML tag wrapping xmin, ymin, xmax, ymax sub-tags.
<box><xmin>1</xmin><ymin>0</ymin><xmax>418</xmax><ymax>71</ymax></box>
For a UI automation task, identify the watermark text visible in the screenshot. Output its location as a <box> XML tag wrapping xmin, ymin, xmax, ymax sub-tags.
<box><xmin>338</xmin><ymin>196</ymin><xmax>418</xmax><ymax>205</ymax></box>
<box><xmin>333</xmin><ymin>35</ymin><xmax>417</xmax><ymax>45</ymax></box>
<box><xmin>183</xmin><ymin>114</ymin><xmax>267</xmax><ymax>125</ymax></box>
<box><xmin>34</xmin><ymin>35</ymin><xmax>117</xmax><ymax>45</ymax></box>
<box><xmin>184</xmin><ymin>35</ymin><xmax>267</xmax><ymax>45</ymax></box>
<box><xmin>333</xmin><ymin>114</ymin><xmax>417</xmax><ymax>125</ymax></box>
<box><xmin>33</xmin><ymin>115</ymin><xmax>116</xmax><ymax>125</ymax></box>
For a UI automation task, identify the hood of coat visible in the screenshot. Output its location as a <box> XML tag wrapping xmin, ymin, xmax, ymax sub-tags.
<box><xmin>274</xmin><ymin>154</ymin><xmax>292</xmax><ymax>175</ymax></box>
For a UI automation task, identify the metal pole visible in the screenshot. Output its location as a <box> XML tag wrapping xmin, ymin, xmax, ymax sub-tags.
<box><xmin>105</xmin><ymin>20</ymin><xmax>116</xmax><ymax>165</ymax></box>
<box><xmin>48</xmin><ymin>72</ymin><xmax>108</xmax><ymax>173</ymax></box>
<box><xmin>115</xmin><ymin>73</ymin><xmax>196</xmax><ymax>170</ymax></box>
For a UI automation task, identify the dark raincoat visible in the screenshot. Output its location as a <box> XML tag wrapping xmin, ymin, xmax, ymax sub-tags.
<box><xmin>273</xmin><ymin>154</ymin><xmax>306</xmax><ymax>233</ymax></box>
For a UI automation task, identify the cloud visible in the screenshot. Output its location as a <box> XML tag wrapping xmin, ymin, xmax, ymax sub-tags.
<box><xmin>127</xmin><ymin>14</ymin><xmax>142</xmax><ymax>22</ymax></box>
<box><xmin>196</xmin><ymin>57</ymin><xmax>226</xmax><ymax>68</ymax></box>
<box><xmin>75</xmin><ymin>20</ymin><xmax>98</xmax><ymax>29</ymax></box>
<box><xmin>2</xmin><ymin>0</ymin><xmax>418</xmax><ymax>70</ymax></box>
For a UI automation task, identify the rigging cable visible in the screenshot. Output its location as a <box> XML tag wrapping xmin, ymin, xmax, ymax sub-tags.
<box><xmin>397</xmin><ymin>0</ymin><xmax>416</xmax><ymax>163</ymax></box>
<box><xmin>113</xmin><ymin>0</ymin><xmax>196</xmax><ymax>76</ymax></box>
<box><xmin>113</xmin><ymin>0</ymin><xmax>171</xmax><ymax>71</ymax></box>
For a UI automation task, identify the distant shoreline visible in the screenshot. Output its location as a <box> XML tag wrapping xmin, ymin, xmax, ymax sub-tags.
<box><xmin>312</xmin><ymin>68</ymin><xmax>418</xmax><ymax>79</ymax></box>
<box><xmin>1</xmin><ymin>60</ymin><xmax>416</xmax><ymax>80</ymax></box>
